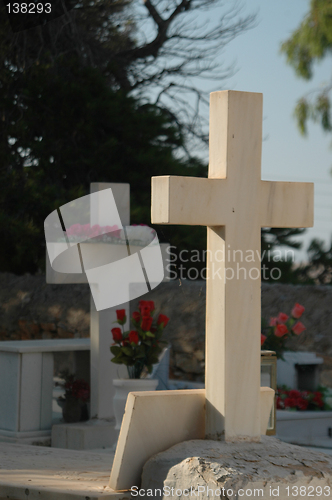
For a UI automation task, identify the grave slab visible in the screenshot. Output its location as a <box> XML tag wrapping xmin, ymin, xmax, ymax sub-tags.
<box><xmin>141</xmin><ymin>436</ymin><xmax>332</xmax><ymax>499</ymax></box>
<box><xmin>0</xmin><ymin>442</ymin><xmax>128</xmax><ymax>500</ymax></box>
<box><xmin>109</xmin><ymin>387</ymin><xmax>274</xmax><ymax>491</ymax></box>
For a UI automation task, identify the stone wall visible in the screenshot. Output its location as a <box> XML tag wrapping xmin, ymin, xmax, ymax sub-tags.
<box><xmin>1</xmin><ymin>273</ymin><xmax>332</xmax><ymax>385</ymax></box>
<box><xmin>0</xmin><ymin>273</ymin><xmax>90</xmax><ymax>341</ymax></box>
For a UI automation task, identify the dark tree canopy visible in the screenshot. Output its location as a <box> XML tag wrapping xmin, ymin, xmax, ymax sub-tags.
<box><xmin>1</xmin><ymin>0</ymin><xmax>256</xmax><ymax>144</ymax></box>
<box><xmin>0</xmin><ymin>56</ymin><xmax>206</xmax><ymax>273</ymax></box>
<box><xmin>0</xmin><ymin>1</ymin><xmax>304</xmax><ymax>281</ymax></box>
<box><xmin>0</xmin><ymin>0</ymin><xmax>256</xmax><ymax>274</ymax></box>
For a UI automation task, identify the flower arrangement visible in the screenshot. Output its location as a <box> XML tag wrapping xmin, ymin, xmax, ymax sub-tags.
<box><xmin>110</xmin><ymin>301</ymin><xmax>169</xmax><ymax>379</ymax></box>
<box><xmin>61</xmin><ymin>223</ymin><xmax>155</xmax><ymax>246</ymax></box>
<box><xmin>58</xmin><ymin>372</ymin><xmax>90</xmax><ymax>403</ymax></box>
<box><xmin>276</xmin><ymin>386</ymin><xmax>331</xmax><ymax>411</ymax></box>
<box><xmin>56</xmin><ymin>372</ymin><xmax>90</xmax><ymax>423</ymax></box>
<box><xmin>261</xmin><ymin>303</ymin><xmax>306</xmax><ymax>359</ymax></box>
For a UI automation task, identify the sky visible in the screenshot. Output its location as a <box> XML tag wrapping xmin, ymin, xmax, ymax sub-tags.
<box><xmin>199</xmin><ymin>0</ymin><xmax>332</xmax><ymax>262</ymax></box>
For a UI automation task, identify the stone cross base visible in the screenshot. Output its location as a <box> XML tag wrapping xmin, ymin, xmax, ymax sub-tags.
<box><xmin>141</xmin><ymin>437</ymin><xmax>332</xmax><ymax>499</ymax></box>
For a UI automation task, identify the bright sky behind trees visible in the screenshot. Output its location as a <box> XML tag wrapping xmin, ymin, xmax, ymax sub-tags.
<box><xmin>198</xmin><ymin>0</ymin><xmax>332</xmax><ymax>261</ymax></box>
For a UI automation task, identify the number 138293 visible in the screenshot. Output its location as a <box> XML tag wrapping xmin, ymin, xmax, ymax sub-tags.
<box><xmin>6</xmin><ymin>3</ymin><xmax>51</xmax><ymax>14</ymax></box>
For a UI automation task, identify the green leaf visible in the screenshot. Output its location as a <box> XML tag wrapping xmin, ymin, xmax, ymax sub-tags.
<box><xmin>294</xmin><ymin>99</ymin><xmax>309</xmax><ymax>135</ymax></box>
<box><xmin>145</xmin><ymin>331</ymin><xmax>155</xmax><ymax>337</ymax></box>
<box><xmin>150</xmin><ymin>356</ymin><xmax>160</xmax><ymax>365</ymax></box>
<box><xmin>135</xmin><ymin>346</ymin><xmax>146</xmax><ymax>358</ymax></box>
<box><xmin>110</xmin><ymin>346</ymin><xmax>121</xmax><ymax>356</ymax></box>
<box><xmin>122</xmin><ymin>347</ymin><xmax>133</xmax><ymax>356</ymax></box>
<box><xmin>111</xmin><ymin>357</ymin><xmax>123</xmax><ymax>364</ymax></box>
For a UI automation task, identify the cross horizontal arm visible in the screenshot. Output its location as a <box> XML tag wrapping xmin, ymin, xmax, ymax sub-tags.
<box><xmin>151</xmin><ymin>176</ymin><xmax>228</xmax><ymax>226</ymax></box>
<box><xmin>260</xmin><ymin>181</ymin><xmax>314</xmax><ymax>228</ymax></box>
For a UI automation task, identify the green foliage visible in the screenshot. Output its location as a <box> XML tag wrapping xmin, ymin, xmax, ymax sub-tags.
<box><xmin>297</xmin><ymin>238</ymin><xmax>332</xmax><ymax>284</ymax></box>
<box><xmin>281</xmin><ymin>0</ymin><xmax>332</xmax><ymax>134</ymax></box>
<box><xmin>281</xmin><ymin>0</ymin><xmax>332</xmax><ymax>79</ymax></box>
<box><xmin>294</xmin><ymin>99</ymin><xmax>310</xmax><ymax>136</ymax></box>
<box><xmin>0</xmin><ymin>54</ymin><xmax>207</xmax><ymax>273</ymax></box>
<box><xmin>261</xmin><ymin>228</ymin><xmax>308</xmax><ymax>284</ymax></box>
<box><xmin>0</xmin><ymin>3</ymin><xmax>304</xmax><ymax>279</ymax></box>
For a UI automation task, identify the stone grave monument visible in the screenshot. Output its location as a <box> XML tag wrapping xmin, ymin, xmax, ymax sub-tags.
<box><xmin>48</xmin><ymin>182</ymin><xmax>169</xmax><ymax>449</ymax></box>
<box><xmin>108</xmin><ymin>90</ymin><xmax>317</xmax><ymax>491</ymax></box>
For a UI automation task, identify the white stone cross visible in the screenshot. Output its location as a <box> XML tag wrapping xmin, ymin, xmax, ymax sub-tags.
<box><xmin>151</xmin><ymin>91</ymin><xmax>314</xmax><ymax>441</ymax></box>
<box><xmin>46</xmin><ymin>182</ymin><xmax>130</xmax><ymax>419</ymax></box>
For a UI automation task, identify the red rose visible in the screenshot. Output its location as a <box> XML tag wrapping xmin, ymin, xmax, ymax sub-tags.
<box><xmin>274</xmin><ymin>324</ymin><xmax>288</xmax><ymax>337</ymax></box>
<box><xmin>139</xmin><ymin>300</ymin><xmax>155</xmax><ymax>317</ymax></box>
<box><xmin>129</xmin><ymin>330</ymin><xmax>139</xmax><ymax>345</ymax></box>
<box><xmin>277</xmin><ymin>312</ymin><xmax>289</xmax><ymax>323</ymax></box>
<box><xmin>261</xmin><ymin>334</ymin><xmax>267</xmax><ymax>346</ymax></box>
<box><xmin>297</xmin><ymin>399</ymin><xmax>308</xmax><ymax>411</ymax></box>
<box><xmin>111</xmin><ymin>327</ymin><xmax>122</xmax><ymax>342</ymax></box>
<box><xmin>313</xmin><ymin>393</ymin><xmax>324</xmax><ymax>407</ymax></box>
<box><xmin>276</xmin><ymin>396</ymin><xmax>284</xmax><ymax>410</ymax></box>
<box><xmin>291</xmin><ymin>303</ymin><xmax>305</xmax><ymax>319</ymax></box>
<box><xmin>292</xmin><ymin>321</ymin><xmax>306</xmax><ymax>335</ymax></box>
<box><xmin>157</xmin><ymin>314</ymin><xmax>169</xmax><ymax>328</ymax></box>
<box><xmin>116</xmin><ymin>309</ymin><xmax>126</xmax><ymax>323</ymax></box>
<box><xmin>284</xmin><ymin>397</ymin><xmax>297</xmax><ymax>409</ymax></box>
<box><xmin>141</xmin><ymin>316</ymin><xmax>153</xmax><ymax>331</ymax></box>
<box><xmin>269</xmin><ymin>317</ymin><xmax>277</xmax><ymax>327</ymax></box>
<box><xmin>289</xmin><ymin>389</ymin><xmax>301</xmax><ymax>398</ymax></box>
<box><xmin>132</xmin><ymin>311</ymin><xmax>141</xmax><ymax>323</ymax></box>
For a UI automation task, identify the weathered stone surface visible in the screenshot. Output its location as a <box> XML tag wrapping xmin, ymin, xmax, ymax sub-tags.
<box><xmin>0</xmin><ymin>272</ymin><xmax>90</xmax><ymax>341</ymax></box>
<box><xmin>141</xmin><ymin>436</ymin><xmax>332</xmax><ymax>499</ymax></box>
<box><xmin>2</xmin><ymin>273</ymin><xmax>332</xmax><ymax>384</ymax></box>
<box><xmin>0</xmin><ymin>442</ymin><xmax>126</xmax><ymax>499</ymax></box>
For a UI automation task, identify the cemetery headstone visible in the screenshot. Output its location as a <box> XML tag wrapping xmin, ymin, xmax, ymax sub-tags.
<box><xmin>151</xmin><ymin>90</ymin><xmax>314</xmax><ymax>441</ymax></box>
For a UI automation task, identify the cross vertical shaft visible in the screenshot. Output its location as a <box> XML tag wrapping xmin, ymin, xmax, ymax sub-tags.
<box><xmin>206</xmin><ymin>92</ymin><xmax>262</xmax><ymax>440</ymax></box>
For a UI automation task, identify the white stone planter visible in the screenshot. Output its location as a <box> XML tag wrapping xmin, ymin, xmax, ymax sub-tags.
<box><xmin>113</xmin><ymin>379</ymin><xmax>158</xmax><ymax>430</ymax></box>
<box><xmin>277</xmin><ymin>410</ymin><xmax>332</xmax><ymax>447</ymax></box>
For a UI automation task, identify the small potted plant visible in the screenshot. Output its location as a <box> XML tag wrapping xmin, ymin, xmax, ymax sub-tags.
<box><xmin>110</xmin><ymin>300</ymin><xmax>169</xmax><ymax>429</ymax></box>
<box><xmin>57</xmin><ymin>372</ymin><xmax>90</xmax><ymax>423</ymax></box>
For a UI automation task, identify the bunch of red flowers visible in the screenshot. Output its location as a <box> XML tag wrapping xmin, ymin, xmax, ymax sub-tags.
<box><xmin>276</xmin><ymin>387</ymin><xmax>329</xmax><ymax>411</ymax></box>
<box><xmin>62</xmin><ymin>375</ymin><xmax>90</xmax><ymax>403</ymax></box>
<box><xmin>110</xmin><ymin>301</ymin><xmax>169</xmax><ymax>378</ymax></box>
<box><xmin>261</xmin><ymin>303</ymin><xmax>306</xmax><ymax>359</ymax></box>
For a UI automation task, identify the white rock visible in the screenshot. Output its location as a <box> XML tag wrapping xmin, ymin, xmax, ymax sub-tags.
<box><xmin>141</xmin><ymin>436</ymin><xmax>332</xmax><ymax>499</ymax></box>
